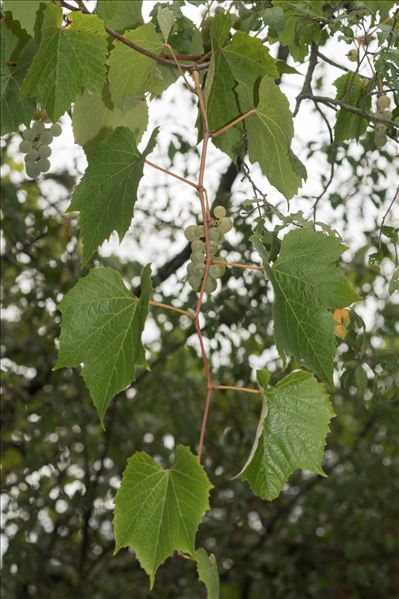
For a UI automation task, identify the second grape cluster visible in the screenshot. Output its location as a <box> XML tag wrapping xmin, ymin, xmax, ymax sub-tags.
<box><xmin>19</xmin><ymin>120</ymin><xmax>62</xmax><ymax>178</ymax></box>
<box><xmin>185</xmin><ymin>206</ymin><xmax>233</xmax><ymax>293</ymax></box>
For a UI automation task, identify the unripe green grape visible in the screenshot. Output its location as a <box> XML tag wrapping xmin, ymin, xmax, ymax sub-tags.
<box><xmin>38</xmin><ymin>144</ymin><xmax>51</xmax><ymax>158</ymax></box>
<box><xmin>347</xmin><ymin>49</ymin><xmax>358</xmax><ymax>62</ymax></box>
<box><xmin>213</xmin><ymin>205</ymin><xmax>226</xmax><ymax>219</ymax></box>
<box><xmin>39</xmin><ymin>131</ymin><xmax>53</xmax><ymax>145</ymax></box>
<box><xmin>210</xmin><ymin>241</ymin><xmax>219</xmax><ymax>253</ymax></box>
<box><xmin>184</xmin><ymin>225</ymin><xmax>198</xmax><ymax>241</ymax></box>
<box><xmin>205</xmin><ymin>277</ymin><xmax>217</xmax><ymax>293</ymax></box>
<box><xmin>186</xmin><ymin>262</ymin><xmax>195</xmax><ymax>274</ymax></box>
<box><xmin>19</xmin><ymin>139</ymin><xmax>33</xmax><ymax>153</ymax></box>
<box><xmin>192</xmin><ymin>251</ymin><xmax>205</xmax><ymax>264</ymax></box>
<box><xmin>38</xmin><ymin>157</ymin><xmax>50</xmax><ymax>172</ymax></box>
<box><xmin>25</xmin><ymin>162</ymin><xmax>41</xmax><ymax>178</ymax></box>
<box><xmin>218</xmin><ymin>216</ymin><xmax>233</xmax><ymax>233</ymax></box>
<box><xmin>375</xmin><ymin>122</ymin><xmax>386</xmax><ymax>132</ymax></box>
<box><xmin>209</xmin><ymin>227</ymin><xmax>222</xmax><ymax>242</ymax></box>
<box><xmin>191</xmin><ymin>239</ymin><xmax>205</xmax><ymax>252</ymax></box>
<box><xmin>25</xmin><ymin>150</ymin><xmax>39</xmax><ymax>162</ymax></box>
<box><xmin>23</xmin><ymin>128</ymin><xmax>36</xmax><ymax>141</ymax></box>
<box><xmin>377</xmin><ymin>95</ymin><xmax>390</xmax><ymax>111</ymax></box>
<box><xmin>382</xmin><ymin>110</ymin><xmax>393</xmax><ymax>120</ymax></box>
<box><xmin>50</xmin><ymin>123</ymin><xmax>62</xmax><ymax>136</ymax></box>
<box><xmin>209</xmin><ymin>264</ymin><xmax>225</xmax><ymax>278</ymax></box>
<box><xmin>375</xmin><ymin>132</ymin><xmax>387</xmax><ymax>147</ymax></box>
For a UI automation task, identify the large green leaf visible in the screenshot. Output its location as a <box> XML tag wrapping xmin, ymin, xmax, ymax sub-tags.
<box><xmin>333</xmin><ymin>72</ymin><xmax>371</xmax><ymax>142</ymax></box>
<box><xmin>204</xmin><ymin>13</ymin><xmax>278</xmax><ymax>158</ymax></box>
<box><xmin>54</xmin><ymin>265</ymin><xmax>152</xmax><ymax>424</ymax></box>
<box><xmin>252</xmin><ymin>228</ymin><xmax>361</xmax><ymax>385</ymax></box>
<box><xmin>69</xmin><ymin>127</ymin><xmax>157</xmax><ymax>264</ymax></box>
<box><xmin>108</xmin><ymin>23</ymin><xmax>166</xmax><ymax>110</ymax></box>
<box><xmin>96</xmin><ymin>0</ymin><xmax>143</xmax><ymax>33</ymax></box>
<box><xmin>239</xmin><ymin>370</ymin><xmax>335</xmax><ymax>500</ymax></box>
<box><xmin>238</xmin><ymin>76</ymin><xmax>305</xmax><ymax>199</ymax></box>
<box><xmin>113</xmin><ymin>445</ymin><xmax>213</xmax><ymax>588</ymax></box>
<box><xmin>1</xmin><ymin>37</ymin><xmax>36</xmax><ymax>135</ymax></box>
<box><xmin>3</xmin><ymin>0</ymin><xmax>45</xmax><ymax>36</ymax></box>
<box><xmin>20</xmin><ymin>4</ymin><xmax>107</xmax><ymax>120</ymax></box>
<box><xmin>72</xmin><ymin>86</ymin><xmax>148</xmax><ymax>154</ymax></box>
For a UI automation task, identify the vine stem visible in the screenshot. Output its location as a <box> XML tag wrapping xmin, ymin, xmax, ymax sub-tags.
<box><xmin>212</xmin><ymin>385</ymin><xmax>261</xmax><ymax>395</ymax></box>
<box><xmin>144</xmin><ymin>160</ymin><xmax>199</xmax><ymax>190</ymax></box>
<box><xmin>149</xmin><ymin>300</ymin><xmax>195</xmax><ymax>320</ymax></box>
<box><xmin>212</xmin><ymin>259</ymin><xmax>264</xmax><ymax>272</ymax></box>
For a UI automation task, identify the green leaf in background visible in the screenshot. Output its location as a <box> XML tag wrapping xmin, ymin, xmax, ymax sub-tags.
<box><xmin>1</xmin><ymin>38</ymin><xmax>36</xmax><ymax>135</ymax></box>
<box><xmin>72</xmin><ymin>86</ymin><xmax>148</xmax><ymax>154</ymax></box>
<box><xmin>108</xmin><ymin>23</ymin><xmax>165</xmax><ymax>110</ymax></box>
<box><xmin>54</xmin><ymin>265</ymin><xmax>152</xmax><ymax>424</ymax></box>
<box><xmin>252</xmin><ymin>228</ymin><xmax>361</xmax><ymax>385</ymax></box>
<box><xmin>204</xmin><ymin>13</ymin><xmax>278</xmax><ymax>158</ymax></box>
<box><xmin>69</xmin><ymin>127</ymin><xmax>157</xmax><ymax>264</ymax></box>
<box><xmin>96</xmin><ymin>0</ymin><xmax>143</xmax><ymax>33</ymax></box>
<box><xmin>113</xmin><ymin>446</ymin><xmax>213</xmax><ymax>588</ymax></box>
<box><xmin>261</xmin><ymin>6</ymin><xmax>285</xmax><ymax>32</ymax></box>
<box><xmin>389</xmin><ymin>267</ymin><xmax>399</xmax><ymax>294</ymax></box>
<box><xmin>3</xmin><ymin>0</ymin><xmax>45</xmax><ymax>36</ymax></box>
<box><xmin>20</xmin><ymin>4</ymin><xmax>107</xmax><ymax>121</ymax></box>
<box><xmin>157</xmin><ymin>5</ymin><xmax>175</xmax><ymax>42</ymax></box>
<box><xmin>238</xmin><ymin>76</ymin><xmax>305</xmax><ymax>199</ymax></box>
<box><xmin>334</xmin><ymin>72</ymin><xmax>371</xmax><ymax>142</ymax></box>
<box><xmin>194</xmin><ymin>548</ymin><xmax>220</xmax><ymax>599</ymax></box>
<box><xmin>270</xmin><ymin>1</ymin><xmax>322</xmax><ymax>61</ymax></box>
<box><xmin>239</xmin><ymin>370</ymin><xmax>335</xmax><ymax>500</ymax></box>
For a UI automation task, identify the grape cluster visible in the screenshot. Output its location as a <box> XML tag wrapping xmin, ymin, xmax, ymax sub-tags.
<box><xmin>19</xmin><ymin>121</ymin><xmax>62</xmax><ymax>178</ymax></box>
<box><xmin>374</xmin><ymin>94</ymin><xmax>392</xmax><ymax>148</ymax></box>
<box><xmin>184</xmin><ymin>205</ymin><xmax>233</xmax><ymax>293</ymax></box>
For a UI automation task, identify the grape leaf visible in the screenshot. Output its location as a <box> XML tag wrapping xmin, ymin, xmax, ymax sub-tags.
<box><xmin>252</xmin><ymin>228</ymin><xmax>361</xmax><ymax>385</ymax></box>
<box><xmin>1</xmin><ymin>38</ymin><xmax>36</xmax><ymax>135</ymax></box>
<box><xmin>54</xmin><ymin>265</ymin><xmax>152</xmax><ymax>424</ymax></box>
<box><xmin>69</xmin><ymin>127</ymin><xmax>157</xmax><ymax>264</ymax></box>
<box><xmin>157</xmin><ymin>6</ymin><xmax>175</xmax><ymax>42</ymax></box>
<box><xmin>113</xmin><ymin>445</ymin><xmax>212</xmax><ymax>588</ymax></box>
<box><xmin>237</xmin><ymin>76</ymin><xmax>305</xmax><ymax>199</ymax></box>
<box><xmin>96</xmin><ymin>0</ymin><xmax>143</xmax><ymax>33</ymax></box>
<box><xmin>239</xmin><ymin>370</ymin><xmax>335</xmax><ymax>500</ymax></box>
<box><xmin>194</xmin><ymin>548</ymin><xmax>220</xmax><ymax>599</ymax></box>
<box><xmin>333</xmin><ymin>72</ymin><xmax>371</xmax><ymax>142</ymax></box>
<box><xmin>3</xmin><ymin>0</ymin><xmax>45</xmax><ymax>36</ymax></box>
<box><xmin>204</xmin><ymin>13</ymin><xmax>278</xmax><ymax>158</ymax></box>
<box><xmin>20</xmin><ymin>4</ymin><xmax>107</xmax><ymax>121</ymax></box>
<box><xmin>72</xmin><ymin>86</ymin><xmax>148</xmax><ymax>154</ymax></box>
<box><xmin>108</xmin><ymin>23</ymin><xmax>167</xmax><ymax>110</ymax></box>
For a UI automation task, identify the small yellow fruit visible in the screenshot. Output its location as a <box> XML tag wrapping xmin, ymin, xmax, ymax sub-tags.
<box><xmin>347</xmin><ymin>49</ymin><xmax>358</xmax><ymax>62</ymax></box>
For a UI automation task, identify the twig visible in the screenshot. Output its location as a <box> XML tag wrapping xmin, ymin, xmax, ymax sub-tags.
<box><xmin>293</xmin><ymin>43</ymin><xmax>318</xmax><ymax>117</ymax></box>
<box><xmin>163</xmin><ymin>43</ymin><xmax>195</xmax><ymax>92</ymax></box>
<box><xmin>317</xmin><ymin>50</ymin><xmax>350</xmax><ymax>73</ymax></box>
<box><xmin>212</xmin><ymin>385</ymin><xmax>261</xmax><ymax>395</ymax></box>
<box><xmin>299</xmin><ymin>94</ymin><xmax>399</xmax><ymax>129</ymax></box>
<box><xmin>149</xmin><ymin>300</ymin><xmax>195</xmax><ymax>320</ymax></box>
<box><xmin>144</xmin><ymin>160</ymin><xmax>199</xmax><ymax>190</ymax></box>
<box><xmin>212</xmin><ymin>259</ymin><xmax>264</xmax><ymax>272</ymax></box>
<box><xmin>210</xmin><ymin>109</ymin><xmax>257</xmax><ymax>138</ymax></box>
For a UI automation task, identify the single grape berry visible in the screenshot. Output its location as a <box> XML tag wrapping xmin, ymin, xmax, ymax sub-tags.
<box><xmin>39</xmin><ymin>131</ymin><xmax>53</xmax><ymax>145</ymax></box>
<box><xmin>25</xmin><ymin>162</ymin><xmax>41</xmax><ymax>179</ymax></box>
<box><xmin>184</xmin><ymin>225</ymin><xmax>198</xmax><ymax>241</ymax></box>
<box><xmin>382</xmin><ymin>110</ymin><xmax>393</xmax><ymax>120</ymax></box>
<box><xmin>191</xmin><ymin>240</ymin><xmax>205</xmax><ymax>252</ymax></box>
<box><xmin>188</xmin><ymin>273</ymin><xmax>202</xmax><ymax>291</ymax></box>
<box><xmin>193</xmin><ymin>263</ymin><xmax>205</xmax><ymax>274</ymax></box>
<box><xmin>218</xmin><ymin>216</ymin><xmax>233</xmax><ymax>233</ymax></box>
<box><xmin>346</xmin><ymin>49</ymin><xmax>358</xmax><ymax>62</ymax></box>
<box><xmin>19</xmin><ymin>139</ymin><xmax>33</xmax><ymax>153</ymax></box>
<box><xmin>209</xmin><ymin>227</ymin><xmax>222</xmax><ymax>242</ymax></box>
<box><xmin>375</xmin><ymin>132</ymin><xmax>387</xmax><ymax>148</ymax></box>
<box><xmin>192</xmin><ymin>251</ymin><xmax>205</xmax><ymax>264</ymax></box>
<box><xmin>377</xmin><ymin>95</ymin><xmax>390</xmax><ymax>111</ymax></box>
<box><xmin>213</xmin><ymin>205</ymin><xmax>226</xmax><ymax>219</ymax></box>
<box><xmin>50</xmin><ymin>123</ymin><xmax>62</xmax><ymax>137</ymax></box>
<box><xmin>25</xmin><ymin>150</ymin><xmax>39</xmax><ymax>162</ymax></box>
<box><xmin>186</xmin><ymin>262</ymin><xmax>195</xmax><ymax>275</ymax></box>
<box><xmin>205</xmin><ymin>277</ymin><xmax>217</xmax><ymax>293</ymax></box>
<box><xmin>194</xmin><ymin>225</ymin><xmax>204</xmax><ymax>238</ymax></box>
<box><xmin>23</xmin><ymin>128</ymin><xmax>36</xmax><ymax>141</ymax></box>
<box><xmin>32</xmin><ymin>121</ymin><xmax>45</xmax><ymax>133</ymax></box>
<box><xmin>38</xmin><ymin>145</ymin><xmax>52</xmax><ymax>158</ymax></box>
<box><xmin>38</xmin><ymin>158</ymin><xmax>50</xmax><ymax>172</ymax></box>
<box><xmin>209</xmin><ymin>264</ymin><xmax>225</xmax><ymax>279</ymax></box>
<box><xmin>210</xmin><ymin>241</ymin><xmax>219</xmax><ymax>253</ymax></box>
